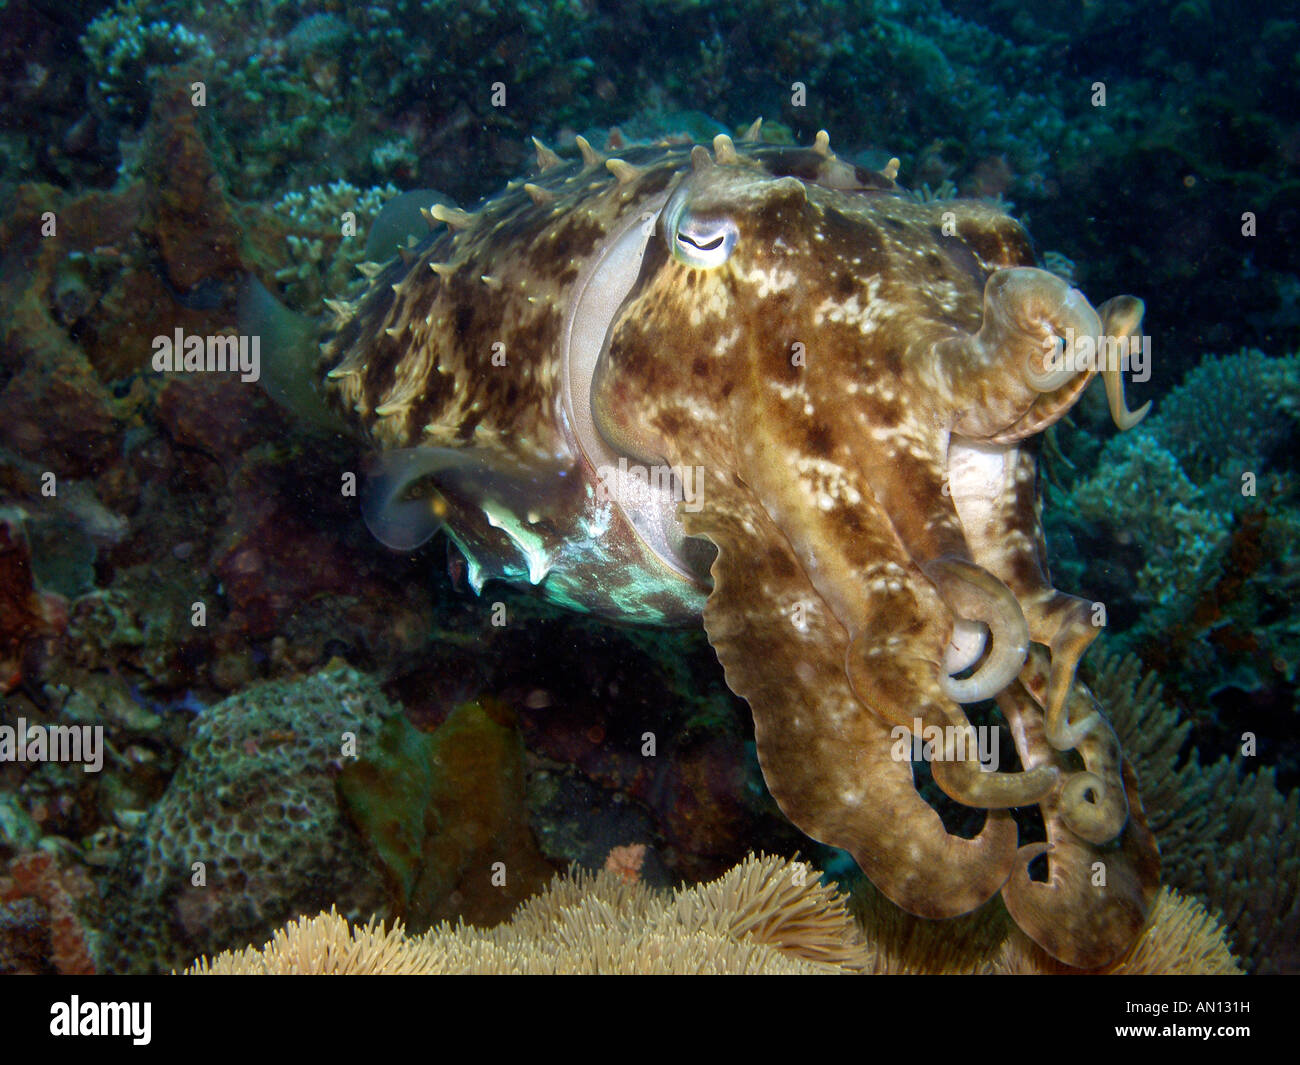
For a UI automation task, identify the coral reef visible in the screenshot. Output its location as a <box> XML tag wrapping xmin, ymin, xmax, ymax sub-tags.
<box><xmin>0</xmin><ymin>514</ymin><xmax>66</xmax><ymax>693</ymax></box>
<box><xmin>186</xmin><ymin>854</ymin><xmax>873</xmax><ymax>975</ymax></box>
<box><xmin>184</xmin><ymin>854</ymin><xmax>1239</xmax><ymax>975</ymax></box>
<box><xmin>98</xmin><ymin>665</ymin><xmax>396</xmax><ymax>974</ymax></box>
<box><xmin>338</xmin><ymin>695</ymin><xmax>555</xmax><ymax>929</ymax></box>
<box><xmin>1088</xmin><ymin>648</ymin><xmax>1299</xmax><ymax>974</ymax></box>
<box><xmin>269</xmin><ymin>180</ymin><xmax>399</xmax><ymax>306</ymax></box>
<box><xmin>1055</xmin><ymin>349</ymin><xmax>1300</xmax><ymax>772</ymax></box>
<box><xmin>0</xmin><ymin>851</ymin><xmax>97</xmax><ymax>974</ymax></box>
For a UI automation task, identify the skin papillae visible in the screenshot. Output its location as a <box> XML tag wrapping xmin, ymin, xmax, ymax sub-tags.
<box><xmin>319</xmin><ymin>126</ymin><xmax>1157</xmax><ymax>969</ymax></box>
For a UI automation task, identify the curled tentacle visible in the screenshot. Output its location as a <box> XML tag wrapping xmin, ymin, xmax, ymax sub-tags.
<box><xmin>847</xmin><ymin>582</ymin><xmax>1057</xmax><ymax>811</ymax></box>
<box><xmin>921</xmin><ymin>556</ymin><xmax>1029</xmax><ymax>704</ymax></box>
<box><xmin>941</xmin><ymin>267</ymin><xmax>1104</xmax><ymax>442</ymax></box>
<box><xmin>1000</xmin><ymin>772</ymin><xmax>1158</xmax><ymax>969</ymax></box>
<box><xmin>1018</xmin><ymin>647</ymin><xmax>1129</xmax><ymax>843</ymax></box>
<box><xmin>1030</xmin><ymin>591</ymin><xmax>1102</xmax><ymax>751</ymax></box>
<box><xmin>996</xmin><ymin>656</ymin><xmax>1158</xmax><ymax>968</ymax></box>
<box><xmin>1096</xmin><ymin>295</ymin><xmax>1152</xmax><ymax>430</ymax></box>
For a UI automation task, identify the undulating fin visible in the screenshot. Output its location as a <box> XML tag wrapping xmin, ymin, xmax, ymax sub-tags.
<box><xmin>236</xmin><ymin>276</ymin><xmax>343</xmax><ymax>432</ymax></box>
<box><xmin>364</xmin><ymin>189</ymin><xmax>458</xmax><ymax>259</ymax></box>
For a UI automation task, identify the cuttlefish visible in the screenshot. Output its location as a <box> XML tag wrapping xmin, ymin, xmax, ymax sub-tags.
<box><xmin>282</xmin><ymin>125</ymin><xmax>1160</xmax><ymax>968</ymax></box>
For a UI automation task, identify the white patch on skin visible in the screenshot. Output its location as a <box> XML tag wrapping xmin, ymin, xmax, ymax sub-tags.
<box><xmin>741</xmin><ymin>264</ymin><xmax>798</xmax><ymax>298</ymax></box>
<box><xmin>797</xmin><ymin>457</ymin><xmax>863</xmax><ymax>509</ymax></box>
<box><xmin>811</xmin><ymin>277</ymin><xmax>883</xmax><ymax>331</ymax></box>
<box><xmin>769</xmin><ymin>381</ymin><xmax>806</xmax><ymax>401</ymax></box>
<box><xmin>947</xmin><ymin>440</ymin><xmax>1011</xmax><ymax>542</ymax></box>
<box><xmin>687</xmin><ymin>284</ymin><xmax>732</xmax><ymax>325</ymax></box>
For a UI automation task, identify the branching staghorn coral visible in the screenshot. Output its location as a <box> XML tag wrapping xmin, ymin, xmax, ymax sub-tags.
<box><xmin>269</xmin><ymin>181</ymin><xmax>399</xmax><ymax>307</ymax></box>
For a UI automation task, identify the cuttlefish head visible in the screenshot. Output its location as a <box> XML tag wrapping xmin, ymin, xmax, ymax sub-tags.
<box><xmin>590</xmin><ymin>136</ymin><xmax>1158</xmax><ymax>967</ymax></box>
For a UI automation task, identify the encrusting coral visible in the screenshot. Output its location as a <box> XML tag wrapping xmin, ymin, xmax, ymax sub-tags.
<box><xmin>185</xmin><ymin>854</ymin><xmax>1239</xmax><ymax>975</ymax></box>
<box><xmin>100</xmin><ymin>665</ymin><xmax>395</xmax><ymax>973</ymax></box>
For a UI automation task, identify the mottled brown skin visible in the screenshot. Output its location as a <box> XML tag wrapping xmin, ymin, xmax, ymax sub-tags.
<box><xmin>324</xmin><ymin>132</ymin><xmax>1157</xmax><ymax>967</ymax></box>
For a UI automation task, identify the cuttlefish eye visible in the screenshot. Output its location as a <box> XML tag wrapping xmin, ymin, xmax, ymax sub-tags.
<box><xmin>673</xmin><ymin>215</ymin><xmax>738</xmax><ymax>267</ymax></box>
<box><xmin>663</xmin><ymin>186</ymin><xmax>738</xmax><ymax>268</ymax></box>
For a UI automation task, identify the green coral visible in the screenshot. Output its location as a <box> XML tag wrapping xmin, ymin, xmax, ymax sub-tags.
<box><xmin>1070</xmin><ymin>349</ymin><xmax>1300</xmax><ymax>608</ymax></box>
<box><xmin>81</xmin><ymin>0</ymin><xmax>216</xmax><ymax>115</ymax></box>
<box><xmin>1139</xmin><ymin>349</ymin><xmax>1300</xmax><ymax>491</ymax></box>
<box><xmin>337</xmin><ymin>696</ymin><xmax>553</xmax><ymax>931</ymax></box>
<box><xmin>269</xmin><ymin>180</ymin><xmax>399</xmax><ymax>306</ymax></box>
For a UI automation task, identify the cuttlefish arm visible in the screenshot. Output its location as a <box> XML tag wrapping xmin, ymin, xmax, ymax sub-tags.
<box><xmin>943</xmin><ymin>274</ymin><xmax>1153</xmax><ymax>752</ymax></box>
<box><xmin>717</xmin><ymin>372</ymin><xmax>1057</xmax><ymax>814</ymax></box>
<box><xmin>853</xmin><ymin>267</ymin><xmax>1121</xmax><ymax>712</ymax></box>
<box><xmin>852</xmin><ymin>414</ymin><xmax>1035</xmax><ymax>708</ymax></box>
<box><xmin>685</xmin><ymin>469</ymin><xmax>1019</xmax><ymax>917</ymax></box>
<box><xmin>995</xmin><ymin>647</ymin><xmax>1160</xmax><ymax>968</ymax></box>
